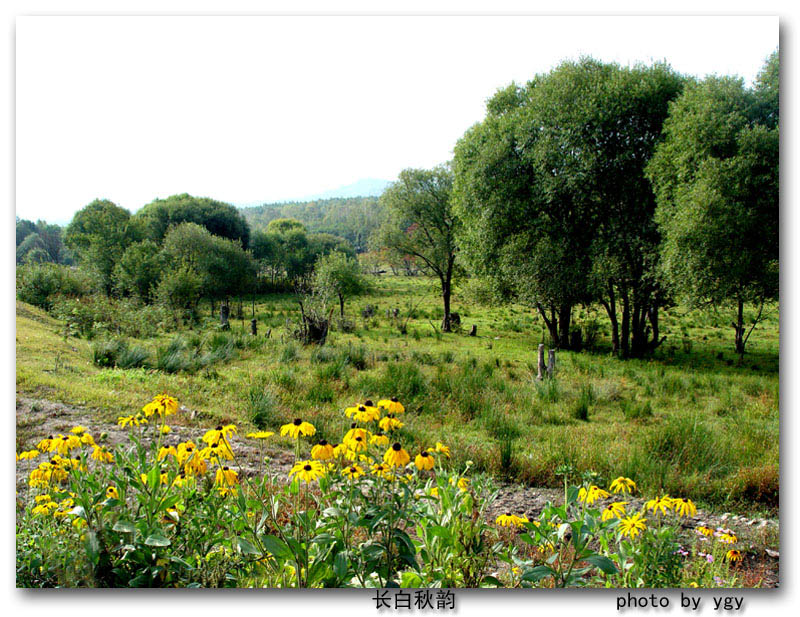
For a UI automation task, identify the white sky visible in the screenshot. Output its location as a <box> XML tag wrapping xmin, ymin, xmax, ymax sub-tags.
<box><xmin>16</xmin><ymin>15</ymin><xmax>778</xmax><ymax>224</ymax></box>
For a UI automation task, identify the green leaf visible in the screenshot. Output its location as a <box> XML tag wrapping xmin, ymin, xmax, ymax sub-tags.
<box><xmin>144</xmin><ymin>533</ymin><xmax>171</xmax><ymax>547</ymax></box>
<box><xmin>259</xmin><ymin>534</ymin><xmax>292</xmax><ymax>560</ymax></box>
<box><xmin>237</xmin><ymin>537</ymin><xmax>260</xmax><ymax>556</ymax></box>
<box><xmin>112</xmin><ymin>521</ymin><xmax>136</xmax><ymax>533</ymax></box>
<box><xmin>586</xmin><ymin>554</ymin><xmax>618</xmax><ymax>574</ymax></box>
<box><xmin>521</xmin><ymin>565</ymin><xmax>553</xmax><ymax>583</ymax></box>
<box><xmin>333</xmin><ymin>551</ymin><xmax>349</xmax><ymax>580</ymax></box>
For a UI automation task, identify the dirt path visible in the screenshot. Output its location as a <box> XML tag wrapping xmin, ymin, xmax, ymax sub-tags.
<box><xmin>16</xmin><ymin>396</ymin><xmax>779</xmax><ymax>587</ymax></box>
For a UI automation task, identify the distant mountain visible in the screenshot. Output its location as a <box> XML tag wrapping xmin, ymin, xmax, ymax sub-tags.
<box><xmin>301</xmin><ymin>178</ymin><xmax>392</xmax><ymax>201</ymax></box>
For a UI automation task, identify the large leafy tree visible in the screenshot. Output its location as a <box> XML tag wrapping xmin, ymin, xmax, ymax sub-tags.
<box><xmin>646</xmin><ymin>51</ymin><xmax>779</xmax><ymax>355</ymax></box>
<box><xmin>113</xmin><ymin>240</ymin><xmax>165</xmax><ymax>302</ymax></box>
<box><xmin>377</xmin><ymin>166</ymin><xmax>459</xmax><ymax>331</ymax></box>
<box><xmin>135</xmin><ymin>193</ymin><xmax>250</xmax><ymax>248</ymax></box>
<box><xmin>313</xmin><ymin>251</ymin><xmax>369</xmax><ymax>317</ymax></box>
<box><xmin>65</xmin><ymin>199</ymin><xmax>140</xmax><ymax>294</ymax></box>
<box><xmin>454</xmin><ymin>59</ymin><xmax>684</xmax><ymax>352</ymax></box>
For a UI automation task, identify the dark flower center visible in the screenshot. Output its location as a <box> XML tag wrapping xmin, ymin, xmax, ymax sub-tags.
<box><xmin>223</xmin><ymin>466</ymin><xmax>229</xmax><ymax>471</ymax></box>
<box><xmin>355</xmin><ymin>436</ymin><xmax>362</xmax><ymax>442</ymax></box>
<box><xmin>364</xmin><ymin>400</ymin><xmax>374</xmax><ymax>407</ymax></box>
<box><xmin>216</xmin><ymin>425</ymin><xmax>223</xmax><ymax>431</ymax></box>
<box><xmin>293</xmin><ymin>418</ymin><xmax>302</xmax><ymax>425</ymax></box>
<box><xmin>505</xmin><ymin>512</ymin><xmax>511</xmax><ymax>516</ymax></box>
<box><xmin>392</xmin><ymin>443</ymin><xmax>401</xmax><ymax>451</ymax></box>
<box><xmin>358</xmin><ymin>405</ymin><xmax>366</xmax><ymax>411</ymax></box>
<box><xmin>303</xmin><ymin>464</ymin><xmax>312</xmax><ymax>471</ymax></box>
<box><xmin>391</xmin><ymin>397</ymin><xmax>398</xmax><ymax>403</ymax></box>
<box><xmin>349</xmin><ymin>467</ymin><xmax>356</xmax><ymax>473</ymax></box>
<box><xmin>350</xmin><ymin>423</ymin><xmax>357</xmax><ymax>428</ymax></box>
<box><xmin>388</xmin><ymin>414</ymin><xmax>395</xmax><ymax>419</ymax></box>
<box><xmin>420</xmin><ymin>452</ymin><xmax>429</xmax><ymax>457</ymax></box>
<box><xmin>62</xmin><ymin>436</ymin><xmax>69</xmax><ymax>441</ymax></box>
<box><xmin>318</xmin><ymin>440</ymin><xmax>328</xmax><ymax>446</ymax></box>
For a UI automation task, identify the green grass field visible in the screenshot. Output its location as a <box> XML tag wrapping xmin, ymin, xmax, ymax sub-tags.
<box><xmin>15</xmin><ymin>274</ymin><xmax>779</xmax><ymax>515</ymax></box>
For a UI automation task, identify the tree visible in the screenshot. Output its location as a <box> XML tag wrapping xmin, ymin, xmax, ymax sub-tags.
<box><xmin>135</xmin><ymin>193</ymin><xmax>250</xmax><ymax>248</ymax></box>
<box><xmin>646</xmin><ymin>53</ymin><xmax>779</xmax><ymax>355</ymax></box>
<box><xmin>454</xmin><ymin>58</ymin><xmax>684</xmax><ymax>353</ymax></box>
<box><xmin>377</xmin><ymin>166</ymin><xmax>459</xmax><ymax>331</ymax></box>
<box><xmin>65</xmin><ymin>199</ymin><xmax>140</xmax><ymax>295</ymax></box>
<box><xmin>113</xmin><ymin>240</ymin><xmax>165</xmax><ymax>302</ymax></box>
<box><xmin>313</xmin><ymin>251</ymin><xmax>369</xmax><ymax>317</ymax></box>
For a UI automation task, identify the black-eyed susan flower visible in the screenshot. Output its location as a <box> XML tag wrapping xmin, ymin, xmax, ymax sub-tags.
<box><xmin>91</xmin><ymin>445</ymin><xmax>113</xmax><ymax>463</ymax></box>
<box><xmin>311</xmin><ymin>440</ymin><xmax>335</xmax><ymax>460</ymax></box>
<box><xmin>449</xmin><ymin>476</ymin><xmax>470</xmax><ymax>491</ymax></box>
<box><xmin>430</xmin><ymin>442</ymin><xmax>451</xmax><ymax>458</ymax></box>
<box><xmin>55</xmin><ymin>434</ymin><xmax>81</xmax><ymax>456</ymax></box>
<box><xmin>414</xmin><ymin>451</ymin><xmax>434</xmax><ymax>471</ymax></box>
<box><xmin>378</xmin><ymin>397</ymin><xmax>405</xmax><ymax>415</ymax></box>
<box><xmin>672</xmin><ymin>497</ymin><xmax>697</xmax><ymax>517</ymax></box>
<box><xmin>246</xmin><ymin>431</ymin><xmax>275</xmax><ymax>439</ymax></box>
<box><xmin>383</xmin><ymin>442</ymin><xmax>410</xmax><ymax>467</ymax></box>
<box><xmin>370</xmin><ymin>462</ymin><xmax>391</xmax><ymax>479</ymax></box>
<box><xmin>160</xmin><ymin>425</ymin><xmax>171</xmax><ymax>435</ymax></box>
<box><xmin>106</xmin><ymin>486</ymin><xmax>119</xmax><ymax>500</ymax></box>
<box><xmin>696</xmin><ymin>525</ymin><xmax>714</xmax><ymax>537</ymax></box>
<box><xmin>370</xmin><ymin>432</ymin><xmax>389</xmax><ymax>447</ymax></box>
<box><xmin>70</xmin><ymin>425</ymin><xmax>88</xmax><ymax>435</ymax></box>
<box><xmin>202</xmin><ymin>424</ymin><xmax>237</xmax><ymax>446</ymax></box>
<box><xmin>716</xmin><ymin>532</ymin><xmax>737</xmax><ymax>544</ymax></box>
<box><xmin>726</xmin><ymin>549</ymin><xmax>743</xmax><ymax>563</ymax></box>
<box><xmin>645</xmin><ymin>495</ymin><xmax>675</xmax><ymax>515</ymax></box>
<box><xmin>578</xmin><ymin>485</ymin><xmax>611</xmax><ymax>505</ymax></box>
<box><xmin>36</xmin><ymin>436</ymin><xmax>54</xmax><ymax>452</ymax></box>
<box><xmin>143</xmin><ymin>394</ymin><xmax>179</xmax><ymax>418</ymax></box>
<box><xmin>345</xmin><ymin>404</ymin><xmax>381</xmax><ymax>423</ymax></box>
<box><xmin>343</xmin><ymin>426</ymin><xmax>370</xmax><ymax>451</ymax></box>
<box><xmin>215</xmin><ymin>466</ymin><xmax>239</xmax><ymax>488</ymax></box>
<box><xmin>618</xmin><ymin>512</ymin><xmax>647</xmax><ymax>539</ymax></box>
<box><xmin>117</xmin><ymin>414</ymin><xmax>147</xmax><ymax>428</ymax></box>
<box><xmin>609</xmin><ymin>476</ymin><xmax>637</xmax><ymax>494</ymax></box>
<box><xmin>378</xmin><ymin>414</ymin><xmax>403</xmax><ymax>432</ymax></box>
<box><xmin>176</xmin><ymin>441</ymin><xmax>196</xmax><ymax>464</ymax></box>
<box><xmin>496</xmin><ymin>513</ymin><xmax>529</xmax><ymax>527</ymax></box>
<box><xmin>280</xmin><ymin>418</ymin><xmax>316</xmax><ymax>438</ymax></box>
<box><xmin>343</xmin><ymin>464</ymin><xmax>364</xmax><ymax>479</ymax></box>
<box><xmin>18</xmin><ymin>450</ymin><xmax>40</xmax><ymax>461</ymax></box>
<box><xmin>289</xmin><ymin>459</ymin><xmax>325</xmax><ymax>483</ymax></box>
<box><xmin>158</xmin><ymin>445</ymin><xmax>178</xmax><ymax>461</ymax></box>
<box><xmin>601</xmin><ymin>501</ymin><xmax>628</xmax><ymax>521</ymax></box>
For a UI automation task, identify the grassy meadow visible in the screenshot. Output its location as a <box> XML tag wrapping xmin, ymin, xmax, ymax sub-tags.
<box><xmin>16</xmin><ymin>274</ymin><xmax>779</xmax><ymax>515</ymax></box>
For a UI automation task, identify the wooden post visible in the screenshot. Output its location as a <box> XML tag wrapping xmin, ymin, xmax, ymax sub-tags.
<box><xmin>266</xmin><ymin>328</ymin><xmax>272</xmax><ymax>339</ymax></box>
<box><xmin>250</xmin><ymin>319</ymin><xmax>257</xmax><ymax>336</ymax></box>
<box><xmin>537</xmin><ymin>344</ymin><xmax>546</xmax><ymax>380</ymax></box>
<box><xmin>220</xmin><ymin>302</ymin><xmax>230</xmax><ymax>331</ymax></box>
<box><xmin>547</xmin><ymin>349</ymin><xmax>556</xmax><ymax>378</ymax></box>
<box><xmin>469</xmin><ymin>324</ymin><xmax>477</xmax><ymax>337</ymax></box>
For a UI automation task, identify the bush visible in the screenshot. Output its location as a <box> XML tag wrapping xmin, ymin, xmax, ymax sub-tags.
<box><xmin>16</xmin><ymin>263</ymin><xmax>93</xmax><ymax>310</ymax></box>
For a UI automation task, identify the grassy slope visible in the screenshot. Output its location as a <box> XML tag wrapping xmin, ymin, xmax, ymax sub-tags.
<box><xmin>15</xmin><ymin>276</ymin><xmax>779</xmax><ymax>515</ymax></box>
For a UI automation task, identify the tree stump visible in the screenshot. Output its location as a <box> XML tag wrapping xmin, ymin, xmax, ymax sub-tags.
<box><xmin>266</xmin><ymin>329</ymin><xmax>272</xmax><ymax>339</ymax></box>
<box><xmin>547</xmin><ymin>349</ymin><xmax>556</xmax><ymax>378</ymax></box>
<box><xmin>220</xmin><ymin>303</ymin><xmax>230</xmax><ymax>331</ymax></box>
<box><xmin>250</xmin><ymin>319</ymin><xmax>257</xmax><ymax>336</ymax></box>
<box><xmin>469</xmin><ymin>324</ymin><xmax>477</xmax><ymax>337</ymax></box>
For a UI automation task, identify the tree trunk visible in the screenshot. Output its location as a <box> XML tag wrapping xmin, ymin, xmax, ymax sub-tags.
<box><xmin>733</xmin><ymin>297</ymin><xmax>745</xmax><ymax>356</ymax></box>
<box><xmin>339</xmin><ymin>293</ymin><xmax>345</xmax><ymax>318</ymax></box>
<box><xmin>557</xmin><ymin>304</ymin><xmax>571</xmax><ymax>349</ymax></box>
<box><xmin>441</xmin><ymin>284</ymin><xmax>452</xmax><ymax>332</ymax></box>
<box><xmin>621</xmin><ymin>290</ymin><xmax>630</xmax><ymax>358</ymax></box>
<box><xmin>600</xmin><ymin>283</ymin><xmax>620</xmax><ymax>354</ymax></box>
<box><xmin>536</xmin><ymin>304</ymin><xmax>559</xmax><ymax>347</ymax></box>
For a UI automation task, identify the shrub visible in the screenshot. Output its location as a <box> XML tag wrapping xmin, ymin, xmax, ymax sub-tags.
<box><xmin>16</xmin><ymin>263</ymin><xmax>93</xmax><ymax>310</ymax></box>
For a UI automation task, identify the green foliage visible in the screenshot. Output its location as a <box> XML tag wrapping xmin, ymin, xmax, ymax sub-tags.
<box><xmin>16</xmin><ymin>218</ymin><xmax>72</xmax><ymax>265</ymax></box>
<box><xmin>92</xmin><ymin>339</ymin><xmax>150</xmax><ymax>369</ymax></box>
<box><xmin>113</xmin><ymin>240</ymin><xmax>165</xmax><ymax>301</ymax></box>
<box><xmin>313</xmin><ymin>251</ymin><xmax>370</xmax><ymax>318</ymax></box>
<box><xmin>16</xmin><ymin>263</ymin><xmax>93</xmax><ymax>310</ymax></box>
<box><xmin>134</xmin><ymin>193</ymin><xmax>250</xmax><ymax>248</ymax></box>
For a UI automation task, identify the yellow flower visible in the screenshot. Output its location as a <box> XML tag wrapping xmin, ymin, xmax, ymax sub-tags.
<box><xmin>142</xmin><ymin>394</ymin><xmax>179</xmax><ymax>418</ymax></box>
<box><xmin>726</xmin><ymin>549</ymin><xmax>743</xmax><ymax>563</ymax></box>
<box><xmin>246</xmin><ymin>431</ymin><xmax>275</xmax><ymax>439</ymax></box>
<box><xmin>370</xmin><ymin>432</ymin><xmax>390</xmax><ymax>447</ymax></box>
<box><xmin>645</xmin><ymin>495</ymin><xmax>675</xmax><ymax>515</ymax></box>
<box><xmin>496</xmin><ymin>513</ymin><xmax>529</xmax><ymax>527</ymax></box>
<box><xmin>32</xmin><ymin>502</ymin><xmax>58</xmax><ymax>516</ymax></box>
<box><xmin>202</xmin><ymin>424</ymin><xmax>237</xmax><ymax>446</ymax></box>
<box><xmin>280</xmin><ymin>418</ymin><xmax>316</xmax><ymax>438</ymax></box>
<box><xmin>117</xmin><ymin>414</ymin><xmax>147</xmax><ymax>428</ymax></box>
<box><xmin>370</xmin><ymin>462</ymin><xmax>392</xmax><ymax>479</ymax></box>
<box><xmin>384</xmin><ymin>443</ymin><xmax>410</xmax><ymax>467</ymax></box>
<box><xmin>429</xmin><ymin>487</ymin><xmax>439</xmax><ymax>498</ymax></box>
<box><xmin>160</xmin><ymin>425</ymin><xmax>172</xmax><ymax>435</ymax></box>
<box><xmin>91</xmin><ymin>446</ymin><xmax>113</xmax><ymax>463</ymax></box>
<box><xmin>54</xmin><ymin>434</ymin><xmax>82</xmax><ymax>456</ymax></box>
<box><xmin>106</xmin><ymin>486</ymin><xmax>119</xmax><ymax>500</ymax></box>
<box><xmin>215</xmin><ymin>466</ymin><xmax>239</xmax><ymax>488</ymax></box>
<box><xmin>289</xmin><ymin>460</ymin><xmax>325</xmax><ymax>483</ymax></box>
<box><xmin>36</xmin><ymin>436</ymin><xmax>55</xmax><ymax>452</ymax></box>
<box><xmin>377</xmin><ymin>397</ymin><xmax>405</xmax><ymax>415</ymax></box>
<box><xmin>696</xmin><ymin>525</ymin><xmax>714</xmax><ymax>537</ymax></box>
<box><xmin>311</xmin><ymin>440</ymin><xmax>335</xmax><ymax>461</ymax></box>
<box><xmin>345</xmin><ymin>432</ymin><xmax>368</xmax><ymax>453</ymax></box>
<box><xmin>717</xmin><ymin>532</ymin><xmax>738</xmax><ymax>544</ymax></box>
<box><xmin>19</xmin><ymin>450</ymin><xmax>40</xmax><ymax>461</ymax></box>
<box><xmin>453</xmin><ymin>477</ymin><xmax>470</xmax><ymax>491</ymax></box>
<box><xmin>343</xmin><ymin>464</ymin><xmax>365</xmax><ymax>479</ymax></box>
<box><xmin>618</xmin><ymin>512</ymin><xmax>647</xmax><ymax>539</ymax></box>
<box><xmin>689</xmin><ymin>582</ymin><xmax>699</xmax><ymax>588</ymax></box>
<box><xmin>414</xmin><ymin>451</ymin><xmax>435</xmax><ymax>471</ymax></box>
<box><xmin>609</xmin><ymin>476</ymin><xmax>637</xmax><ymax>494</ymax></box>
<box><xmin>431</xmin><ymin>442</ymin><xmax>451</xmax><ymax>458</ymax></box>
<box><xmin>378</xmin><ymin>414</ymin><xmax>403</xmax><ymax>432</ymax></box>
<box><xmin>199</xmin><ymin>441</ymin><xmax>233</xmax><ymax>465</ymax></box>
<box><xmin>601</xmin><ymin>501</ymin><xmax>628</xmax><ymax>521</ymax></box>
<box><xmin>70</xmin><ymin>425</ymin><xmax>88</xmax><ymax>435</ymax></box>
<box><xmin>672</xmin><ymin>498</ymin><xmax>697</xmax><ymax>517</ymax></box>
<box><xmin>578</xmin><ymin>485</ymin><xmax>611</xmax><ymax>505</ymax></box>
<box><xmin>158</xmin><ymin>446</ymin><xmax>178</xmax><ymax>461</ymax></box>
<box><xmin>176</xmin><ymin>441</ymin><xmax>197</xmax><ymax>464</ymax></box>
<box><xmin>345</xmin><ymin>403</ymin><xmax>381</xmax><ymax>423</ymax></box>
<box><xmin>34</xmin><ymin>494</ymin><xmax>52</xmax><ymax>504</ymax></box>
